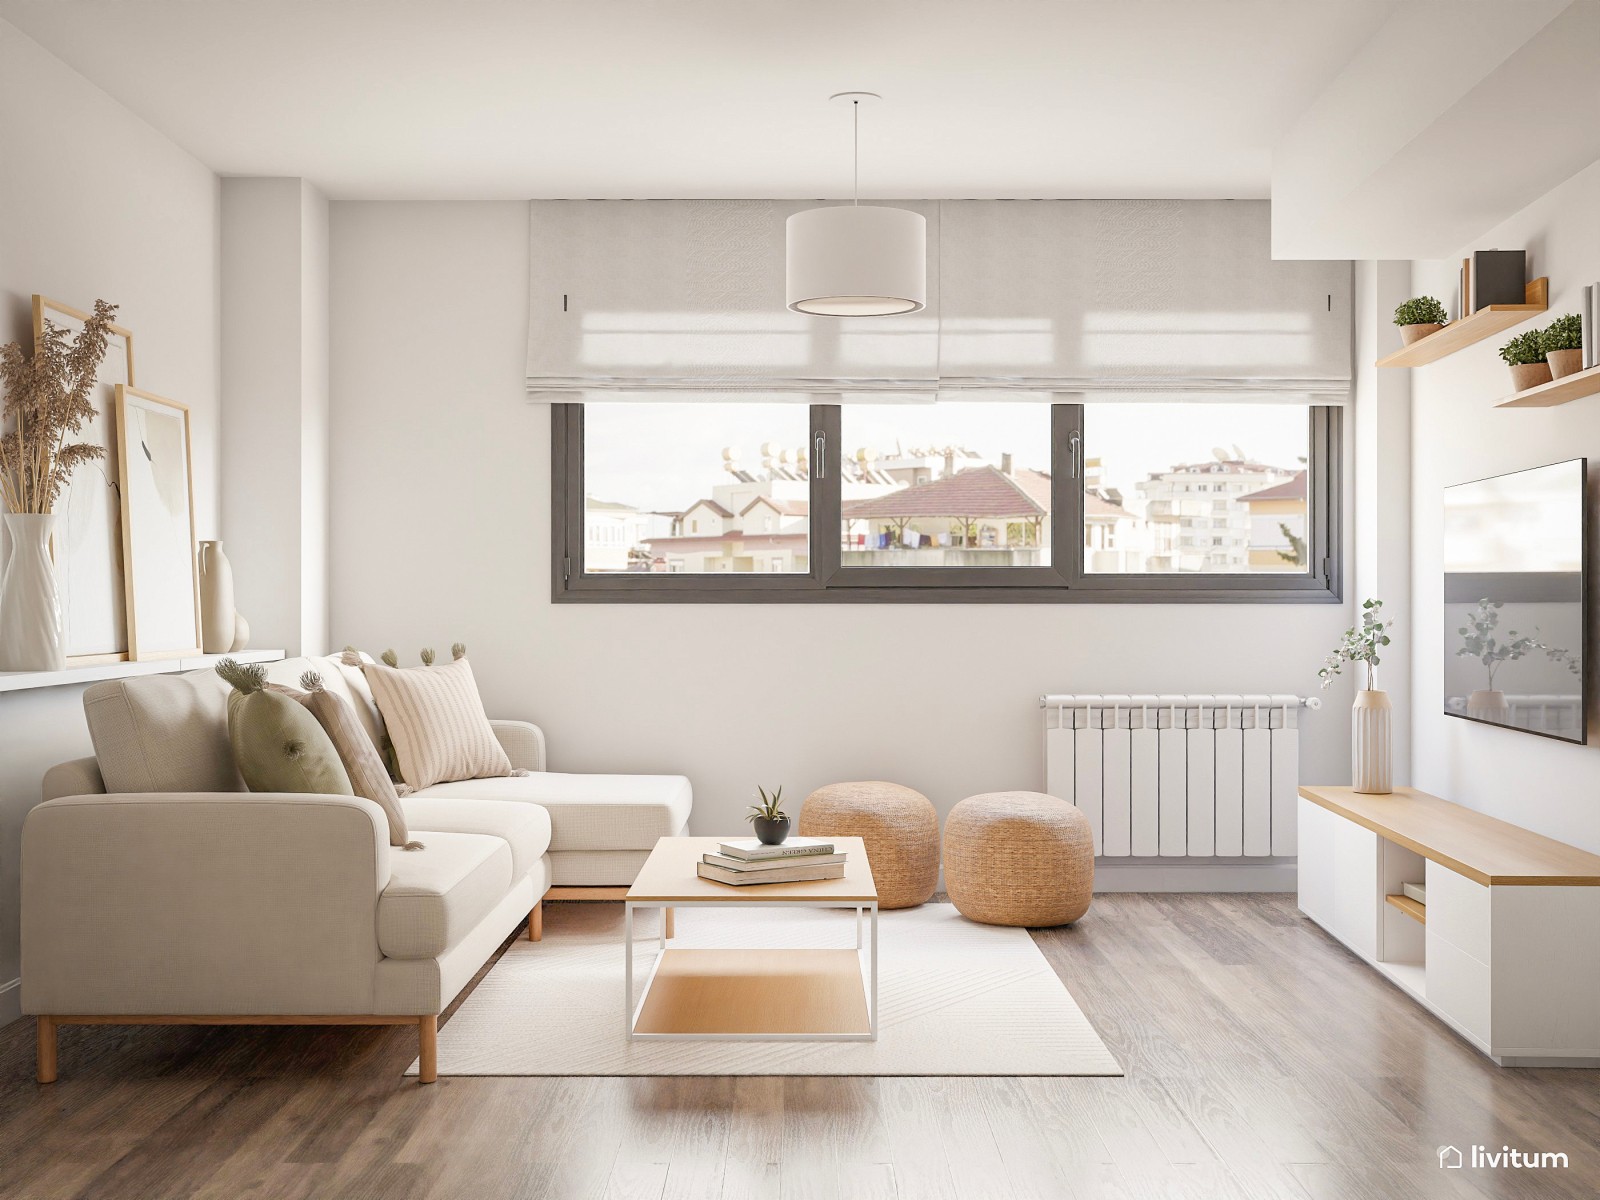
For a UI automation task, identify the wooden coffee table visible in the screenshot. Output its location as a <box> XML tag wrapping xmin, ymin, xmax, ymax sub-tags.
<box><xmin>624</xmin><ymin>836</ymin><xmax>879</xmax><ymax>1042</ymax></box>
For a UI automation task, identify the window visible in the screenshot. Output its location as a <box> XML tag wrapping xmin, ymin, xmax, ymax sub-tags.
<box><xmin>576</xmin><ymin>401</ymin><xmax>809</xmax><ymax>576</ymax></box>
<box><xmin>553</xmin><ymin>400</ymin><xmax>1340</xmax><ymax>602</ymax></box>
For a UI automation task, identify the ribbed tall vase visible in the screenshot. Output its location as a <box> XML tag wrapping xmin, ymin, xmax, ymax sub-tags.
<box><xmin>0</xmin><ymin>512</ymin><xmax>66</xmax><ymax>672</ymax></box>
<box><xmin>1351</xmin><ymin>689</ymin><xmax>1393</xmax><ymax>795</ymax></box>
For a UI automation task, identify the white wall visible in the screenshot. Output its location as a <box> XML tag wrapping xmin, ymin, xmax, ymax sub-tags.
<box><xmin>1351</xmin><ymin>259</ymin><xmax>1413</xmax><ymax>778</ymax></box>
<box><xmin>0</xmin><ymin>18</ymin><xmax>221</xmax><ymax>1022</ymax></box>
<box><xmin>220</xmin><ymin>177</ymin><xmax>330</xmax><ymax>656</ymax></box>
<box><xmin>1408</xmin><ymin>157</ymin><xmax>1600</xmax><ymax>853</ymax></box>
<box><xmin>329</xmin><ymin>202</ymin><xmax>1359</xmax><ymax>849</ymax></box>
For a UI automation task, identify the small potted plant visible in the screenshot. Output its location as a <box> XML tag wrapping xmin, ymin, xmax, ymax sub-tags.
<box><xmin>1318</xmin><ymin>598</ymin><xmax>1394</xmax><ymax>794</ymax></box>
<box><xmin>747</xmin><ymin>785</ymin><xmax>789</xmax><ymax>845</ymax></box>
<box><xmin>1393</xmin><ymin>296</ymin><xmax>1448</xmax><ymax>346</ymax></box>
<box><xmin>1456</xmin><ymin>598</ymin><xmax>1537</xmax><ymax>721</ymax></box>
<box><xmin>1540</xmin><ymin>312</ymin><xmax>1584</xmax><ymax>380</ymax></box>
<box><xmin>1500</xmin><ymin>328</ymin><xmax>1551</xmax><ymax>391</ymax></box>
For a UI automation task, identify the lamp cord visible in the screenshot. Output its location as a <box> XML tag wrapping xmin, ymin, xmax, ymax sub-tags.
<box><xmin>853</xmin><ymin>100</ymin><xmax>859</xmax><ymax>206</ymax></box>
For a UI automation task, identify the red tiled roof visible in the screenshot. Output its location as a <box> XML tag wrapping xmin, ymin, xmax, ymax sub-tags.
<box><xmin>1239</xmin><ymin>470</ymin><xmax>1306</xmax><ymax>503</ymax></box>
<box><xmin>740</xmin><ymin>496</ymin><xmax>810</xmax><ymax>517</ymax></box>
<box><xmin>842</xmin><ymin>466</ymin><xmax>1052</xmax><ymax>521</ymax></box>
<box><xmin>685</xmin><ymin>498</ymin><xmax>734</xmax><ymax>518</ymax></box>
<box><xmin>1086</xmin><ymin>491</ymin><xmax>1131</xmax><ymax>520</ymax></box>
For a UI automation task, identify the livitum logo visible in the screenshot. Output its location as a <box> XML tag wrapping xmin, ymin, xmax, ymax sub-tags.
<box><xmin>1437</xmin><ymin>1144</ymin><xmax>1570</xmax><ymax>1170</ymax></box>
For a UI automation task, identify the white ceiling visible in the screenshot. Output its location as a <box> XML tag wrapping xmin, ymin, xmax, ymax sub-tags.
<box><xmin>0</xmin><ymin>0</ymin><xmax>1400</xmax><ymax>200</ymax></box>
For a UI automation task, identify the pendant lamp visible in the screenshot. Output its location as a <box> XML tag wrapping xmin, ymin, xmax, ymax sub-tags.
<box><xmin>786</xmin><ymin>92</ymin><xmax>926</xmax><ymax>317</ymax></box>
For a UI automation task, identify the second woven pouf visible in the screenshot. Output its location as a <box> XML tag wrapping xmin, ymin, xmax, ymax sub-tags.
<box><xmin>798</xmin><ymin>781</ymin><xmax>940</xmax><ymax>909</ymax></box>
<box><xmin>944</xmin><ymin>791</ymin><xmax>1094</xmax><ymax>927</ymax></box>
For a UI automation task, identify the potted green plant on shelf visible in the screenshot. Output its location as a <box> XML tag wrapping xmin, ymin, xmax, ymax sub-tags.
<box><xmin>1540</xmin><ymin>313</ymin><xmax>1584</xmax><ymax>380</ymax></box>
<box><xmin>747</xmin><ymin>785</ymin><xmax>790</xmax><ymax>845</ymax></box>
<box><xmin>1500</xmin><ymin>328</ymin><xmax>1551</xmax><ymax>391</ymax></box>
<box><xmin>1456</xmin><ymin>598</ymin><xmax>1547</xmax><ymax>722</ymax></box>
<box><xmin>1393</xmin><ymin>295</ymin><xmax>1448</xmax><ymax>346</ymax></box>
<box><xmin>1318</xmin><ymin>598</ymin><xmax>1394</xmax><ymax>795</ymax></box>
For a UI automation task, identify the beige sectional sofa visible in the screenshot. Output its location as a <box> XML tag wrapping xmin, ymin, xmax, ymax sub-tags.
<box><xmin>21</xmin><ymin>653</ymin><xmax>691</xmax><ymax>1083</ymax></box>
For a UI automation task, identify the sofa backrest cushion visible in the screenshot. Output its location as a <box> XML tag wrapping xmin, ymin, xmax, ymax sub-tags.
<box><xmin>84</xmin><ymin>670</ymin><xmax>243</xmax><ymax>794</ymax></box>
<box><xmin>83</xmin><ymin>654</ymin><xmax>389</xmax><ymax>797</ymax></box>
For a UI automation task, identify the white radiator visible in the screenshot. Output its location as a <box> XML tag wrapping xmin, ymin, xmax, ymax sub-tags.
<box><xmin>1040</xmin><ymin>694</ymin><xmax>1316</xmax><ymax>859</ymax></box>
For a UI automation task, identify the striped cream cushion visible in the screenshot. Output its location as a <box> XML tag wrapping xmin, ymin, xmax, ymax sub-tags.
<box><xmin>360</xmin><ymin>657</ymin><xmax>515</xmax><ymax>792</ymax></box>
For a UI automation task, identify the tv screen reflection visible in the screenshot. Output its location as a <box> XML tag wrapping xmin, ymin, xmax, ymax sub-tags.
<box><xmin>1443</xmin><ymin>459</ymin><xmax>1586</xmax><ymax>743</ymax></box>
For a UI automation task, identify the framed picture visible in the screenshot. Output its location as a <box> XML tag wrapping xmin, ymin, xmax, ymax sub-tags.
<box><xmin>114</xmin><ymin>385</ymin><xmax>202</xmax><ymax>660</ymax></box>
<box><xmin>32</xmin><ymin>295</ymin><xmax>136</xmax><ymax>663</ymax></box>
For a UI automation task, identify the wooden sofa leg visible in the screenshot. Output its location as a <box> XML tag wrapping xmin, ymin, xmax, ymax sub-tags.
<box><xmin>418</xmin><ymin>1015</ymin><xmax>438</xmax><ymax>1084</ymax></box>
<box><xmin>36</xmin><ymin>1016</ymin><xmax>57</xmax><ymax>1084</ymax></box>
<box><xmin>529</xmin><ymin>900</ymin><xmax>543</xmax><ymax>941</ymax></box>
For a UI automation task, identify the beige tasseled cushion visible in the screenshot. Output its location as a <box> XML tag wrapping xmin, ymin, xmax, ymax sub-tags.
<box><xmin>798</xmin><ymin>781</ymin><xmax>939</xmax><ymax>909</ymax></box>
<box><xmin>944</xmin><ymin>792</ymin><xmax>1093</xmax><ymax>927</ymax></box>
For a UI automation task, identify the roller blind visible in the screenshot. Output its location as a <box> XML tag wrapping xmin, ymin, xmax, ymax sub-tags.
<box><xmin>526</xmin><ymin>199</ymin><xmax>1350</xmax><ymax>403</ymax></box>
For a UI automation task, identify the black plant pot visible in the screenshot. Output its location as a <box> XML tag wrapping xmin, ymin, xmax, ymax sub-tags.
<box><xmin>752</xmin><ymin>815</ymin><xmax>790</xmax><ymax>845</ymax></box>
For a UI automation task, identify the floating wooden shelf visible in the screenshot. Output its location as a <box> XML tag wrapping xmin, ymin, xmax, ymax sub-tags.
<box><xmin>0</xmin><ymin>648</ymin><xmax>285</xmax><ymax>695</ymax></box>
<box><xmin>1385</xmin><ymin>893</ymin><xmax>1427</xmax><ymax>925</ymax></box>
<box><xmin>1495</xmin><ymin>363</ymin><xmax>1600</xmax><ymax>409</ymax></box>
<box><xmin>1376</xmin><ymin>278</ymin><xmax>1548</xmax><ymax>368</ymax></box>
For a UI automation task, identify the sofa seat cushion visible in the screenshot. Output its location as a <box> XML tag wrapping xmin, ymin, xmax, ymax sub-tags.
<box><xmin>378</xmin><ymin>832</ymin><xmax>512</xmax><ymax>960</ymax></box>
<box><xmin>409</xmin><ymin>773</ymin><xmax>692</xmax><ymax>853</ymax></box>
<box><xmin>402</xmin><ymin>796</ymin><xmax>552</xmax><ymax>880</ymax></box>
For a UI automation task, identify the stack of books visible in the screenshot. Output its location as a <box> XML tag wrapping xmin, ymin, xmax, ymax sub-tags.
<box><xmin>696</xmin><ymin>838</ymin><xmax>845</xmax><ymax>886</ymax></box>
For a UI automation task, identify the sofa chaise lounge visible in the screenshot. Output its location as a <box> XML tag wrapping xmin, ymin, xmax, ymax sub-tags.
<box><xmin>21</xmin><ymin>653</ymin><xmax>691</xmax><ymax>1083</ymax></box>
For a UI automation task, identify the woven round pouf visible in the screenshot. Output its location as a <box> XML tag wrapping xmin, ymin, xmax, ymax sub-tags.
<box><xmin>798</xmin><ymin>781</ymin><xmax>940</xmax><ymax>909</ymax></box>
<box><xmin>944</xmin><ymin>791</ymin><xmax>1093</xmax><ymax>927</ymax></box>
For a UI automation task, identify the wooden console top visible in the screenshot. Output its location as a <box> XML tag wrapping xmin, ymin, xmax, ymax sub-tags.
<box><xmin>1299</xmin><ymin>786</ymin><xmax>1600</xmax><ymax>887</ymax></box>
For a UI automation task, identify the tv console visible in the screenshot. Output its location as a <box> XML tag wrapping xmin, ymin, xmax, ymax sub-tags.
<box><xmin>1298</xmin><ymin>785</ymin><xmax>1600</xmax><ymax>1066</ymax></box>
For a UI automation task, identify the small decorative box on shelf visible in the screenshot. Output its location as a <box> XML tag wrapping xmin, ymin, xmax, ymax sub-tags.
<box><xmin>1377</xmin><ymin>278</ymin><xmax>1548</xmax><ymax>369</ymax></box>
<box><xmin>1495</xmin><ymin>363</ymin><xmax>1600</xmax><ymax>409</ymax></box>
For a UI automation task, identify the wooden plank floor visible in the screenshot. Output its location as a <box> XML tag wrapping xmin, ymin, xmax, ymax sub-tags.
<box><xmin>1</xmin><ymin>894</ymin><xmax>1595</xmax><ymax>1199</ymax></box>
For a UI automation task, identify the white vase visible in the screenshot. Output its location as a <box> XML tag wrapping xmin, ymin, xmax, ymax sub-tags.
<box><xmin>0</xmin><ymin>512</ymin><xmax>66</xmax><ymax>672</ymax></box>
<box><xmin>229</xmin><ymin>610</ymin><xmax>251</xmax><ymax>653</ymax></box>
<box><xmin>1352</xmin><ymin>689</ymin><xmax>1393</xmax><ymax>795</ymax></box>
<box><xmin>198</xmin><ymin>540</ymin><xmax>236</xmax><ymax>653</ymax></box>
<box><xmin>1467</xmin><ymin>688</ymin><xmax>1509</xmax><ymax>721</ymax></box>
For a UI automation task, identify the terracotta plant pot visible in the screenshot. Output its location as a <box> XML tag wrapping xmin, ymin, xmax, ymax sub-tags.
<box><xmin>1398</xmin><ymin>322</ymin><xmax>1443</xmax><ymax>346</ymax></box>
<box><xmin>1547</xmin><ymin>347</ymin><xmax>1584</xmax><ymax>380</ymax></box>
<box><xmin>1509</xmin><ymin>361</ymin><xmax>1553</xmax><ymax>392</ymax></box>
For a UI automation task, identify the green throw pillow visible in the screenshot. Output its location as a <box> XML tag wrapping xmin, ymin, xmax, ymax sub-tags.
<box><xmin>216</xmin><ymin>659</ymin><xmax>354</xmax><ymax>796</ymax></box>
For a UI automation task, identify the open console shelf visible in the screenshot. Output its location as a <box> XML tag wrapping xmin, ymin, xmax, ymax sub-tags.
<box><xmin>1298</xmin><ymin>785</ymin><xmax>1600</xmax><ymax>1067</ymax></box>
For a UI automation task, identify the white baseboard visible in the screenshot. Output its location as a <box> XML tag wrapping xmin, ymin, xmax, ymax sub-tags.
<box><xmin>0</xmin><ymin>977</ymin><xmax>19</xmax><ymax>1027</ymax></box>
<box><xmin>1092</xmin><ymin>858</ymin><xmax>1297</xmax><ymax>892</ymax></box>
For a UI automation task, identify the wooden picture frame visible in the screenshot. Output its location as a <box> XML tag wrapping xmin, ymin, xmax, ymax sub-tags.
<box><xmin>32</xmin><ymin>296</ymin><xmax>137</xmax><ymax>664</ymax></box>
<box><xmin>113</xmin><ymin>385</ymin><xmax>203</xmax><ymax>660</ymax></box>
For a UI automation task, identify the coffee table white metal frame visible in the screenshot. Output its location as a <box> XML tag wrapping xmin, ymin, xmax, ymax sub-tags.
<box><xmin>623</xmin><ymin>836</ymin><xmax>880</xmax><ymax>1042</ymax></box>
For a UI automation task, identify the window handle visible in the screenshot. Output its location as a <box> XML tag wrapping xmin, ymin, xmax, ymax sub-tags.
<box><xmin>814</xmin><ymin>429</ymin><xmax>826</xmax><ymax>479</ymax></box>
<box><xmin>1069</xmin><ymin>432</ymin><xmax>1082</xmax><ymax>479</ymax></box>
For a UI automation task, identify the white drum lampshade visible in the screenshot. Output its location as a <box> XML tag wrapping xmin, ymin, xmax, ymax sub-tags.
<box><xmin>786</xmin><ymin>205</ymin><xmax>926</xmax><ymax>317</ymax></box>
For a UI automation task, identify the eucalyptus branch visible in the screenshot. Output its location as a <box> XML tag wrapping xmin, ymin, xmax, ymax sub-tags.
<box><xmin>1318</xmin><ymin>599</ymin><xmax>1393</xmax><ymax>690</ymax></box>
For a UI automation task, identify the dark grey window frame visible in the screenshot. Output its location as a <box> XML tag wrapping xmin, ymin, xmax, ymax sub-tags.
<box><xmin>552</xmin><ymin>401</ymin><xmax>1342</xmax><ymax>604</ymax></box>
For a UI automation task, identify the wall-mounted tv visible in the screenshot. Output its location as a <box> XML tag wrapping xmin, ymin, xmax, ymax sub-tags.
<box><xmin>1443</xmin><ymin>458</ymin><xmax>1587</xmax><ymax>743</ymax></box>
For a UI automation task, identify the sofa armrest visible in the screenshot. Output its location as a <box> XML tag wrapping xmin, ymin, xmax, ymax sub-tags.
<box><xmin>22</xmin><ymin>792</ymin><xmax>392</xmax><ymax>1016</ymax></box>
<box><xmin>42</xmin><ymin>757</ymin><xmax>106</xmax><ymax>802</ymax></box>
<box><xmin>490</xmin><ymin>719</ymin><xmax>546</xmax><ymax>772</ymax></box>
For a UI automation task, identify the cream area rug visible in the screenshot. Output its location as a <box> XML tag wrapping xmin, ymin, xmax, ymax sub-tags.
<box><xmin>409</xmin><ymin>902</ymin><xmax>1121</xmax><ymax>1077</ymax></box>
